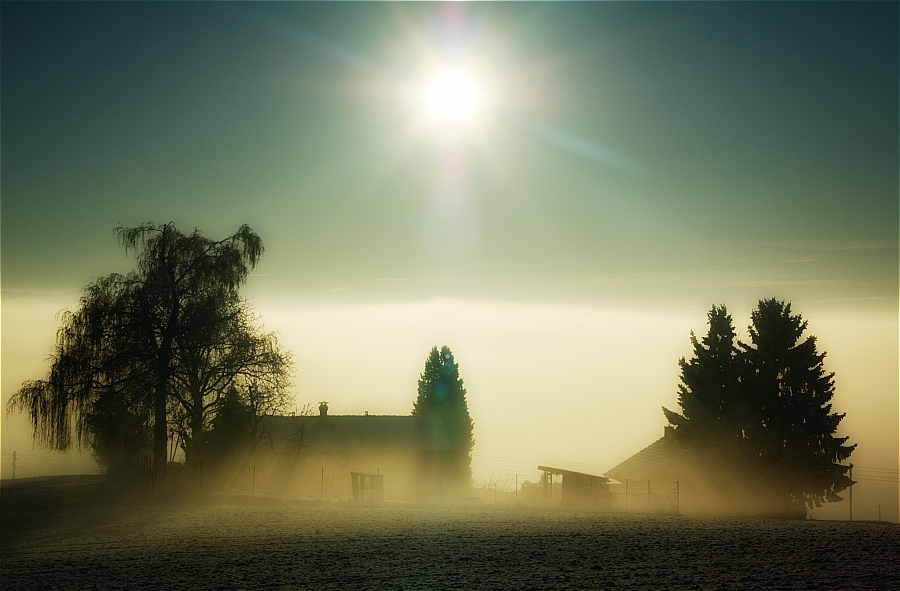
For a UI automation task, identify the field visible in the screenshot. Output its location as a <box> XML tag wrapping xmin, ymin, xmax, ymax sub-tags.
<box><xmin>1</xmin><ymin>476</ymin><xmax>897</xmax><ymax>590</ymax></box>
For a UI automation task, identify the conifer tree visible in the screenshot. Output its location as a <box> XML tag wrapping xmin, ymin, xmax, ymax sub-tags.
<box><xmin>663</xmin><ymin>305</ymin><xmax>749</xmax><ymax>474</ymax></box>
<box><xmin>739</xmin><ymin>299</ymin><xmax>855</xmax><ymax>508</ymax></box>
<box><xmin>664</xmin><ymin>305</ymin><xmax>740</xmax><ymax>443</ymax></box>
<box><xmin>412</xmin><ymin>346</ymin><xmax>475</xmax><ymax>485</ymax></box>
<box><xmin>664</xmin><ymin>299</ymin><xmax>855</xmax><ymax>514</ymax></box>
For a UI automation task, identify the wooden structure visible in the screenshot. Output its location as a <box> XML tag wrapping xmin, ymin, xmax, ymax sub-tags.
<box><xmin>537</xmin><ymin>466</ymin><xmax>611</xmax><ymax>509</ymax></box>
<box><xmin>350</xmin><ymin>471</ymin><xmax>384</xmax><ymax>502</ymax></box>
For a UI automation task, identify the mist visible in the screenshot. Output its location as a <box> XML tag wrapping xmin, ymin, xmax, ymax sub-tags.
<box><xmin>4</xmin><ymin>293</ymin><xmax>896</xmax><ymax>521</ymax></box>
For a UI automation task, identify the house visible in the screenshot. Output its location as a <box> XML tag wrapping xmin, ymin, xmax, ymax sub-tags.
<box><xmin>603</xmin><ymin>427</ymin><xmax>681</xmax><ymax>514</ymax></box>
<box><xmin>604</xmin><ymin>426</ymin><xmax>802</xmax><ymax>517</ymax></box>
<box><xmin>249</xmin><ymin>402</ymin><xmax>453</xmax><ymax>501</ymax></box>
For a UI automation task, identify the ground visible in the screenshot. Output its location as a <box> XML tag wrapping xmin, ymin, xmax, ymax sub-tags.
<box><xmin>1</xmin><ymin>475</ymin><xmax>897</xmax><ymax>590</ymax></box>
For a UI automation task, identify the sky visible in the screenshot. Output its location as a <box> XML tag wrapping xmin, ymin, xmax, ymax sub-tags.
<box><xmin>2</xmin><ymin>2</ymin><xmax>897</xmax><ymax>519</ymax></box>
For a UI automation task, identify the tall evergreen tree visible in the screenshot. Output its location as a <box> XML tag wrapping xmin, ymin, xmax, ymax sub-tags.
<box><xmin>664</xmin><ymin>299</ymin><xmax>855</xmax><ymax>514</ymax></box>
<box><xmin>740</xmin><ymin>298</ymin><xmax>854</xmax><ymax>508</ymax></box>
<box><xmin>663</xmin><ymin>305</ymin><xmax>748</xmax><ymax>473</ymax></box>
<box><xmin>412</xmin><ymin>346</ymin><xmax>475</xmax><ymax>486</ymax></box>
<box><xmin>204</xmin><ymin>386</ymin><xmax>253</xmax><ymax>462</ymax></box>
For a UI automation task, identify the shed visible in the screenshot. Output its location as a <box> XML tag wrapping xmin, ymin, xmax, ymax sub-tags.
<box><xmin>537</xmin><ymin>466</ymin><xmax>612</xmax><ymax>509</ymax></box>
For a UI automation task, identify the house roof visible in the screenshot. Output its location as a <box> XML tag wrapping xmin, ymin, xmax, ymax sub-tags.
<box><xmin>603</xmin><ymin>431</ymin><xmax>680</xmax><ymax>484</ymax></box>
<box><xmin>257</xmin><ymin>413</ymin><xmax>453</xmax><ymax>453</ymax></box>
<box><xmin>538</xmin><ymin>466</ymin><xmax>609</xmax><ymax>481</ymax></box>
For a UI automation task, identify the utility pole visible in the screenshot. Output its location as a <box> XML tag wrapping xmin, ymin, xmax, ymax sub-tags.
<box><xmin>321</xmin><ymin>466</ymin><xmax>324</xmax><ymax>500</ymax></box>
<box><xmin>12</xmin><ymin>451</ymin><xmax>17</xmax><ymax>480</ymax></box>
<box><xmin>675</xmin><ymin>481</ymin><xmax>680</xmax><ymax>515</ymax></box>
<box><xmin>848</xmin><ymin>463</ymin><xmax>854</xmax><ymax>522</ymax></box>
<box><xmin>515</xmin><ymin>474</ymin><xmax>518</xmax><ymax>502</ymax></box>
<box><xmin>625</xmin><ymin>479</ymin><xmax>630</xmax><ymax>511</ymax></box>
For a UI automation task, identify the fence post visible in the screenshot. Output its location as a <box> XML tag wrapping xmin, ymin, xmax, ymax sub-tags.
<box><xmin>848</xmin><ymin>463</ymin><xmax>853</xmax><ymax>522</ymax></box>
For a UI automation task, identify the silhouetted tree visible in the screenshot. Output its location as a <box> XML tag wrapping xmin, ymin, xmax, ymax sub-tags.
<box><xmin>6</xmin><ymin>223</ymin><xmax>284</xmax><ymax>490</ymax></box>
<box><xmin>203</xmin><ymin>384</ymin><xmax>297</xmax><ymax>492</ymax></box>
<box><xmin>205</xmin><ymin>386</ymin><xmax>253</xmax><ymax>461</ymax></box>
<box><xmin>664</xmin><ymin>299</ymin><xmax>855</xmax><ymax>514</ymax></box>
<box><xmin>7</xmin><ymin>275</ymin><xmax>154</xmax><ymax>456</ymax></box>
<box><xmin>87</xmin><ymin>387</ymin><xmax>154</xmax><ymax>477</ymax></box>
<box><xmin>663</xmin><ymin>306</ymin><xmax>748</xmax><ymax>472</ymax></box>
<box><xmin>170</xmin><ymin>302</ymin><xmax>293</xmax><ymax>467</ymax></box>
<box><xmin>740</xmin><ymin>299</ymin><xmax>854</xmax><ymax>508</ymax></box>
<box><xmin>412</xmin><ymin>346</ymin><xmax>475</xmax><ymax>486</ymax></box>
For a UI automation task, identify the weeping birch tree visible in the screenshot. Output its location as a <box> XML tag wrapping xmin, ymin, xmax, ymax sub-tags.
<box><xmin>6</xmin><ymin>223</ymin><xmax>291</xmax><ymax>489</ymax></box>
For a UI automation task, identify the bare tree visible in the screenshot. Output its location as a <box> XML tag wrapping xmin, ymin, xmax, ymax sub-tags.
<box><xmin>170</xmin><ymin>304</ymin><xmax>294</xmax><ymax>465</ymax></box>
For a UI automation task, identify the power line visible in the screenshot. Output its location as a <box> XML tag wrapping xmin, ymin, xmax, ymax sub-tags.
<box><xmin>853</xmin><ymin>465</ymin><xmax>899</xmax><ymax>472</ymax></box>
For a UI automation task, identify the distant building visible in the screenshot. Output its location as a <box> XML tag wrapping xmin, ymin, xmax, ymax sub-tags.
<box><xmin>535</xmin><ymin>466</ymin><xmax>612</xmax><ymax>510</ymax></box>
<box><xmin>604</xmin><ymin>427</ymin><xmax>679</xmax><ymax>487</ymax></box>
<box><xmin>603</xmin><ymin>427</ymin><xmax>681</xmax><ymax>514</ymax></box>
<box><xmin>604</xmin><ymin>427</ymin><xmax>803</xmax><ymax>518</ymax></box>
<box><xmin>249</xmin><ymin>402</ymin><xmax>453</xmax><ymax>500</ymax></box>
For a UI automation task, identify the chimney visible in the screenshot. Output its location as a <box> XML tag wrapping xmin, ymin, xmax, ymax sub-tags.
<box><xmin>319</xmin><ymin>401</ymin><xmax>328</xmax><ymax>417</ymax></box>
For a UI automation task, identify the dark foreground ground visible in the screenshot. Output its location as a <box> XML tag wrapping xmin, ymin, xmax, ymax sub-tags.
<box><xmin>1</xmin><ymin>476</ymin><xmax>897</xmax><ymax>590</ymax></box>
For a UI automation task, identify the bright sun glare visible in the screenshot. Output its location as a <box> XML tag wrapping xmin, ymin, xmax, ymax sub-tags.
<box><xmin>423</xmin><ymin>67</ymin><xmax>479</xmax><ymax>122</ymax></box>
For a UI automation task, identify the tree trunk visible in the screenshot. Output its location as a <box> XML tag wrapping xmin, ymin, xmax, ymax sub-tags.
<box><xmin>184</xmin><ymin>390</ymin><xmax>205</xmax><ymax>468</ymax></box>
<box><xmin>153</xmin><ymin>369</ymin><xmax>168</xmax><ymax>494</ymax></box>
<box><xmin>152</xmin><ymin>338</ymin><xmax>172</xmax><ymax>495</ymax></box>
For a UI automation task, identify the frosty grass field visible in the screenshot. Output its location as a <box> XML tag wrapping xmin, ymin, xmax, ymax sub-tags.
<box><xmin>1</xmin><ymin>476</ymin><xmax>897</xmax><ymax>590</ymax></box>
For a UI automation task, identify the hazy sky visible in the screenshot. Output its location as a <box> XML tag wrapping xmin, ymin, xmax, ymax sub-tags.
<box><xmin>2</xmin><ymin>2</ymin><xmax>897</xmax><ymax>518</ymax></box>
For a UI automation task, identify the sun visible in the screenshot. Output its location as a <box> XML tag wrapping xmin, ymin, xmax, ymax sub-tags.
<box><xmin>423</xmin><ymin>67</ymin><xmax>480</xmax><ymax>123</ymax></box>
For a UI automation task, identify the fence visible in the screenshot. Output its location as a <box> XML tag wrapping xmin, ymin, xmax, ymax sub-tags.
<box><xmin>469</xmin><ymin>454</ymin><xmax>899</xmax><ymax>522</ymax></box>
<box><xmin>608</xmin><ymin>480</ymin><xmax>679</xmax><ymax>514</ymax></box>
<box><xmin>811</xmin><ymin>503</ymin><xmax>898</xmax><ymax>523</ymax></box>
